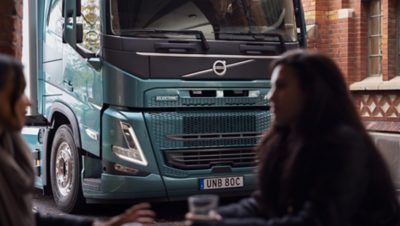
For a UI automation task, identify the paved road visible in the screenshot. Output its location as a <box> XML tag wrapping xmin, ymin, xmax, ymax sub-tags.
<box><xmin>33</xmin><ymin>189</ymin><xmax>245</xmax><ymax>225</ymax></box>
<box><xmin>32</xmin><ymin>189</ymin><xmax>186</xmax><ymax>225</ymax></box>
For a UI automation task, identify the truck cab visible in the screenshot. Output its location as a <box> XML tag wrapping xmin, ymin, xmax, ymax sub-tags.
<box><xmin>25</xmin><ymin>0</ymin><xmax>306</xmax><ymax>212</ymax></box>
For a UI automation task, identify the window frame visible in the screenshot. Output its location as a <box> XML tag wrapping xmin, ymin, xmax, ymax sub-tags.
<box><xmin>368</xmin><ymin>0</ymin><xmax>382</xmax><ymax>77</ymax></box>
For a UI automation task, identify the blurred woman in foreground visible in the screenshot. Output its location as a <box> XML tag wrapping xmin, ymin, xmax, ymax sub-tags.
<box><xmin>0</xmin><ymin>54</ymin><xmax>155</xmax><ymax>226</ymax></box>
<box><xmin>187</xmin><ymin>49</ymin><xmax>400</xmax><ymax>226</ymax></box>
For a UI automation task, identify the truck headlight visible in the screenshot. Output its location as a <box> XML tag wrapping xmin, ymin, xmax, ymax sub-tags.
<box><xmin>112</xmin><ymin>122</ymin><xmax>148</xmax><ymax>166</ymax></box>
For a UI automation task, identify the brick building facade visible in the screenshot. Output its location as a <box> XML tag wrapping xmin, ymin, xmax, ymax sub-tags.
<box><xmin>0</xmin><ymin>0</ymin><xmax>23</xmax><ymax>58</ymax></box>
<box><xmin>302</xmin><ymin>0</ymin><xmax>400</xmax><ymax>133</ymax></box>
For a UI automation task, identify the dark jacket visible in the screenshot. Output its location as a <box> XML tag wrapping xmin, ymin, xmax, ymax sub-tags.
<box><xmin>193</xmin><ymin>125</ymin><xmax>400</xmax><ymax>226</ymax></box>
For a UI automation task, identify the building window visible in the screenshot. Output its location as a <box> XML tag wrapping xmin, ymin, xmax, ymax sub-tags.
<box><xmin>368</xmin><ymin>0</ymin><xmax>382</xmax><ymax>77</ymax></box>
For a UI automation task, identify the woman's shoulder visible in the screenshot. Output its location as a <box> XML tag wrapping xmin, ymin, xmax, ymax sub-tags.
<box><xmin>329</xmin><ymin>124</ymin><xmax>361</xmax><ymax>138</ymax></box>
<box><xmin>315</xmin><ymin>124</ymin><xmax>371</xmax><ymax>161</ymax></box>
<box><xmin>322</xmin><ymin>124</ymin><xmax>366</xmax><ymax>146</ymax></box>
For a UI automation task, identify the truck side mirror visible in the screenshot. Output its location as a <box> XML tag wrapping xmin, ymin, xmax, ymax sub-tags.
<box><xmin>62</xmin><ymin>0</ymin><xmax>81</xmax><ymax>17</ymax></box>
<box><xmin>77</xmin><ymin>23</ymin><xmax>83</xmax><ymax>43</ymax></box>
<box><xmin>62</xmin><ymin>23</ymin><xmax>82</xmax><ymax>44</ymax></box>
<box><xmin>62</xmin><ymin>0</ymin><xmax>82</xmax><ymax>46</ymax></box>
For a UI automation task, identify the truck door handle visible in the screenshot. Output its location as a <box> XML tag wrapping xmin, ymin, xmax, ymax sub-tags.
<box><xmin>154</xmin><ymin>42</ymin><xmax>197</xmax><ymax>53</ymax></box>
<box><xmin>63</xmin><ymin>80</ymin><xmax>74</xmax><ymax>92</ymax></box>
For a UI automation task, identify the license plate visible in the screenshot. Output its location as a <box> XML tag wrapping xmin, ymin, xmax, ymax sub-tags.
<box><xmin>200</xmin><ymin>176</ymin><xmax>244</xmax><ymax>190</ymax></box>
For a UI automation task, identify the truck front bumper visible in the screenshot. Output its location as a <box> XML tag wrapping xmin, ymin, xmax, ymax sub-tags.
<box><xmin>82</xmin><ymin>171</ymin><xmax>256</xmax><ymax>202</ymax></box>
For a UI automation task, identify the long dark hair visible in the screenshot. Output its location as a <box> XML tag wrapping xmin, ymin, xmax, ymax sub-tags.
<box><xmin>271</xmin><ymin>49</ymin><xmax>363</xmax><ymax>134</ymax></box>
<box><xmin>0</xmin><ymin>54</ymin><xmax>26</xmax><ymax>116</ymax></box>
<box><xmin>256</xmin><ymin>49</ymin><xmax>396</xmax><ymax>216</ymax></box>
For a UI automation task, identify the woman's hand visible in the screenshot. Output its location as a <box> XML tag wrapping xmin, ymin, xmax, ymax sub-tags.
<box><xmin>93</xmin><ymin>202</ymin><xmax>156</xmax><ymax>226</ymax></box>
<box><xmin>185</xmin><ymin>210</ymin><xmax>222</xmax><ymax>226</ymax></box>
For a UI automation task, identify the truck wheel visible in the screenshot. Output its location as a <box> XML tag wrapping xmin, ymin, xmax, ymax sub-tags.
<box><xmin>50</xmin><ymin>125</ymin><xmax>84</xmax><ymax>213</ymax></box>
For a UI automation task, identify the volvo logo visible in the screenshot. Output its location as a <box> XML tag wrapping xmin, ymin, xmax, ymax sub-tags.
<box><xmin>213</xmin><ymin>60</ymin><xmax>227</xmax><ymax>76</ymax></box>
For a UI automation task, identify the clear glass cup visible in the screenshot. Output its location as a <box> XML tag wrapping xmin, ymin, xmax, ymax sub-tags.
<box><xmin>188</xmin><ymin>194</ymin><xmax>219</xmax><ymax>220</ymax></box>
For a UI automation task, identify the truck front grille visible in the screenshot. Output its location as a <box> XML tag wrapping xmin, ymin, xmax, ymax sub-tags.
<box><xmin>165</xmin><ymin>148</ymin><xmax>257</xmax><ymax>170</ymax></box>
<box><xmin>145</xmin><ymin>110</ymin><xmax>270</xmax><ymax>171</ymax></box>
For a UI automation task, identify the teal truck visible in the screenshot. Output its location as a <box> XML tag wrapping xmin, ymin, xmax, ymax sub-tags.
<box><xmin>24</xmin><ymin>0</ymin><xmax>306</xmax><ymax>213</ymax></box>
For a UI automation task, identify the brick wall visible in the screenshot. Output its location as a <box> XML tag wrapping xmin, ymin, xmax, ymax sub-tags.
<box><xmin>303</xmin><ymin>0</ymin><xmax>369</xmax><ymax>84</ymax></box>
<box><xmin>383</xmin><ymin>0</ymin><xmax>397</xmax><ymax>80</ymax></box>
<box><xmin>302</xmin><ymin>0</ymin><xmax>400</xmax><ymax>82</ymax></box>
<box><xmin>0</xmin><ymin>0</ymin><xmax>23</xmax><ymax>59</ymax></box>
<box><xmin>302</xmin><ymin>0</ymin><xmax>400</xmax><ymax>133</ymax></box>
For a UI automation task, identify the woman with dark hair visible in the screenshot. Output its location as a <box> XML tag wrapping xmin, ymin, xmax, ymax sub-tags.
<box><xmin>187</xmin><ymin>49</ymin><xmax>400</xmax><ymax>226</ymax></box>
<box><xmin>0</xmin><ymin>54</ymin><xmax>155</xmax><ymax>226</ymax></box>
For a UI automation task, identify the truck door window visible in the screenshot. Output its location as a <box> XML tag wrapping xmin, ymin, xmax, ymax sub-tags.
<box><xmin>108</xmin><ymin>0</ymin><xmax>297</xmax><ymax>42</ymax></box>
<box><xmin>78</xmin><ymin>0</ymin><xmax>101</xmax><ymax>53</ymax></box>
<box><xmin>48</xmin><ymin>0</ymin><xmax>63</xmax><ymax>37</ymax></box>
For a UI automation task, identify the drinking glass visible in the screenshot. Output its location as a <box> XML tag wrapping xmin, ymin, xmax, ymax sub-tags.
<box><xmin>188</xmin><ymin>194</ymin><xmax>219</xmax><ymax>220</ymax></box>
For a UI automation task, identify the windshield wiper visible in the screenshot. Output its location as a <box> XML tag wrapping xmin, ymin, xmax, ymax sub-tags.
<box><xmin>119</xmin><ymin>29</ymin><xmax>209</xmax><ymax>50</ymax></box>
<box><xmin>215</xmin><ymin>32</ymin><xmax>286</xmax><ymax>54</ymax></box>
<box><xmin>215</xmin><ymin>31</ymin><xmax>281</xmax><ymax>39</ymax></box>
<box><xmin>217</xmin><ymin>32</ymin><xmax>285</xmax><ymax>47</ymax></box>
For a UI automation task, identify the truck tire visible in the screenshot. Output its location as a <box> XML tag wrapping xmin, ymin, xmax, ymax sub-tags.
<box><xmin>50</xmin><ymin>125</ymin><xmax>84</xmax><ymax>213</ymax></box>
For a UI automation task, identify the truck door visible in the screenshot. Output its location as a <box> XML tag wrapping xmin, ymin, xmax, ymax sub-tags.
<box><xmin>61</xmin><ymin>0</ymin><xmax>103</xmax><ymax>156</ymax></box>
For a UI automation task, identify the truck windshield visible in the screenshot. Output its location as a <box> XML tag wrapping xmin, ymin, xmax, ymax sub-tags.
<box><xmin>108</xmin><ymin>0</ymin><xmax>298</xmax><ymax>42</ymax></box>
